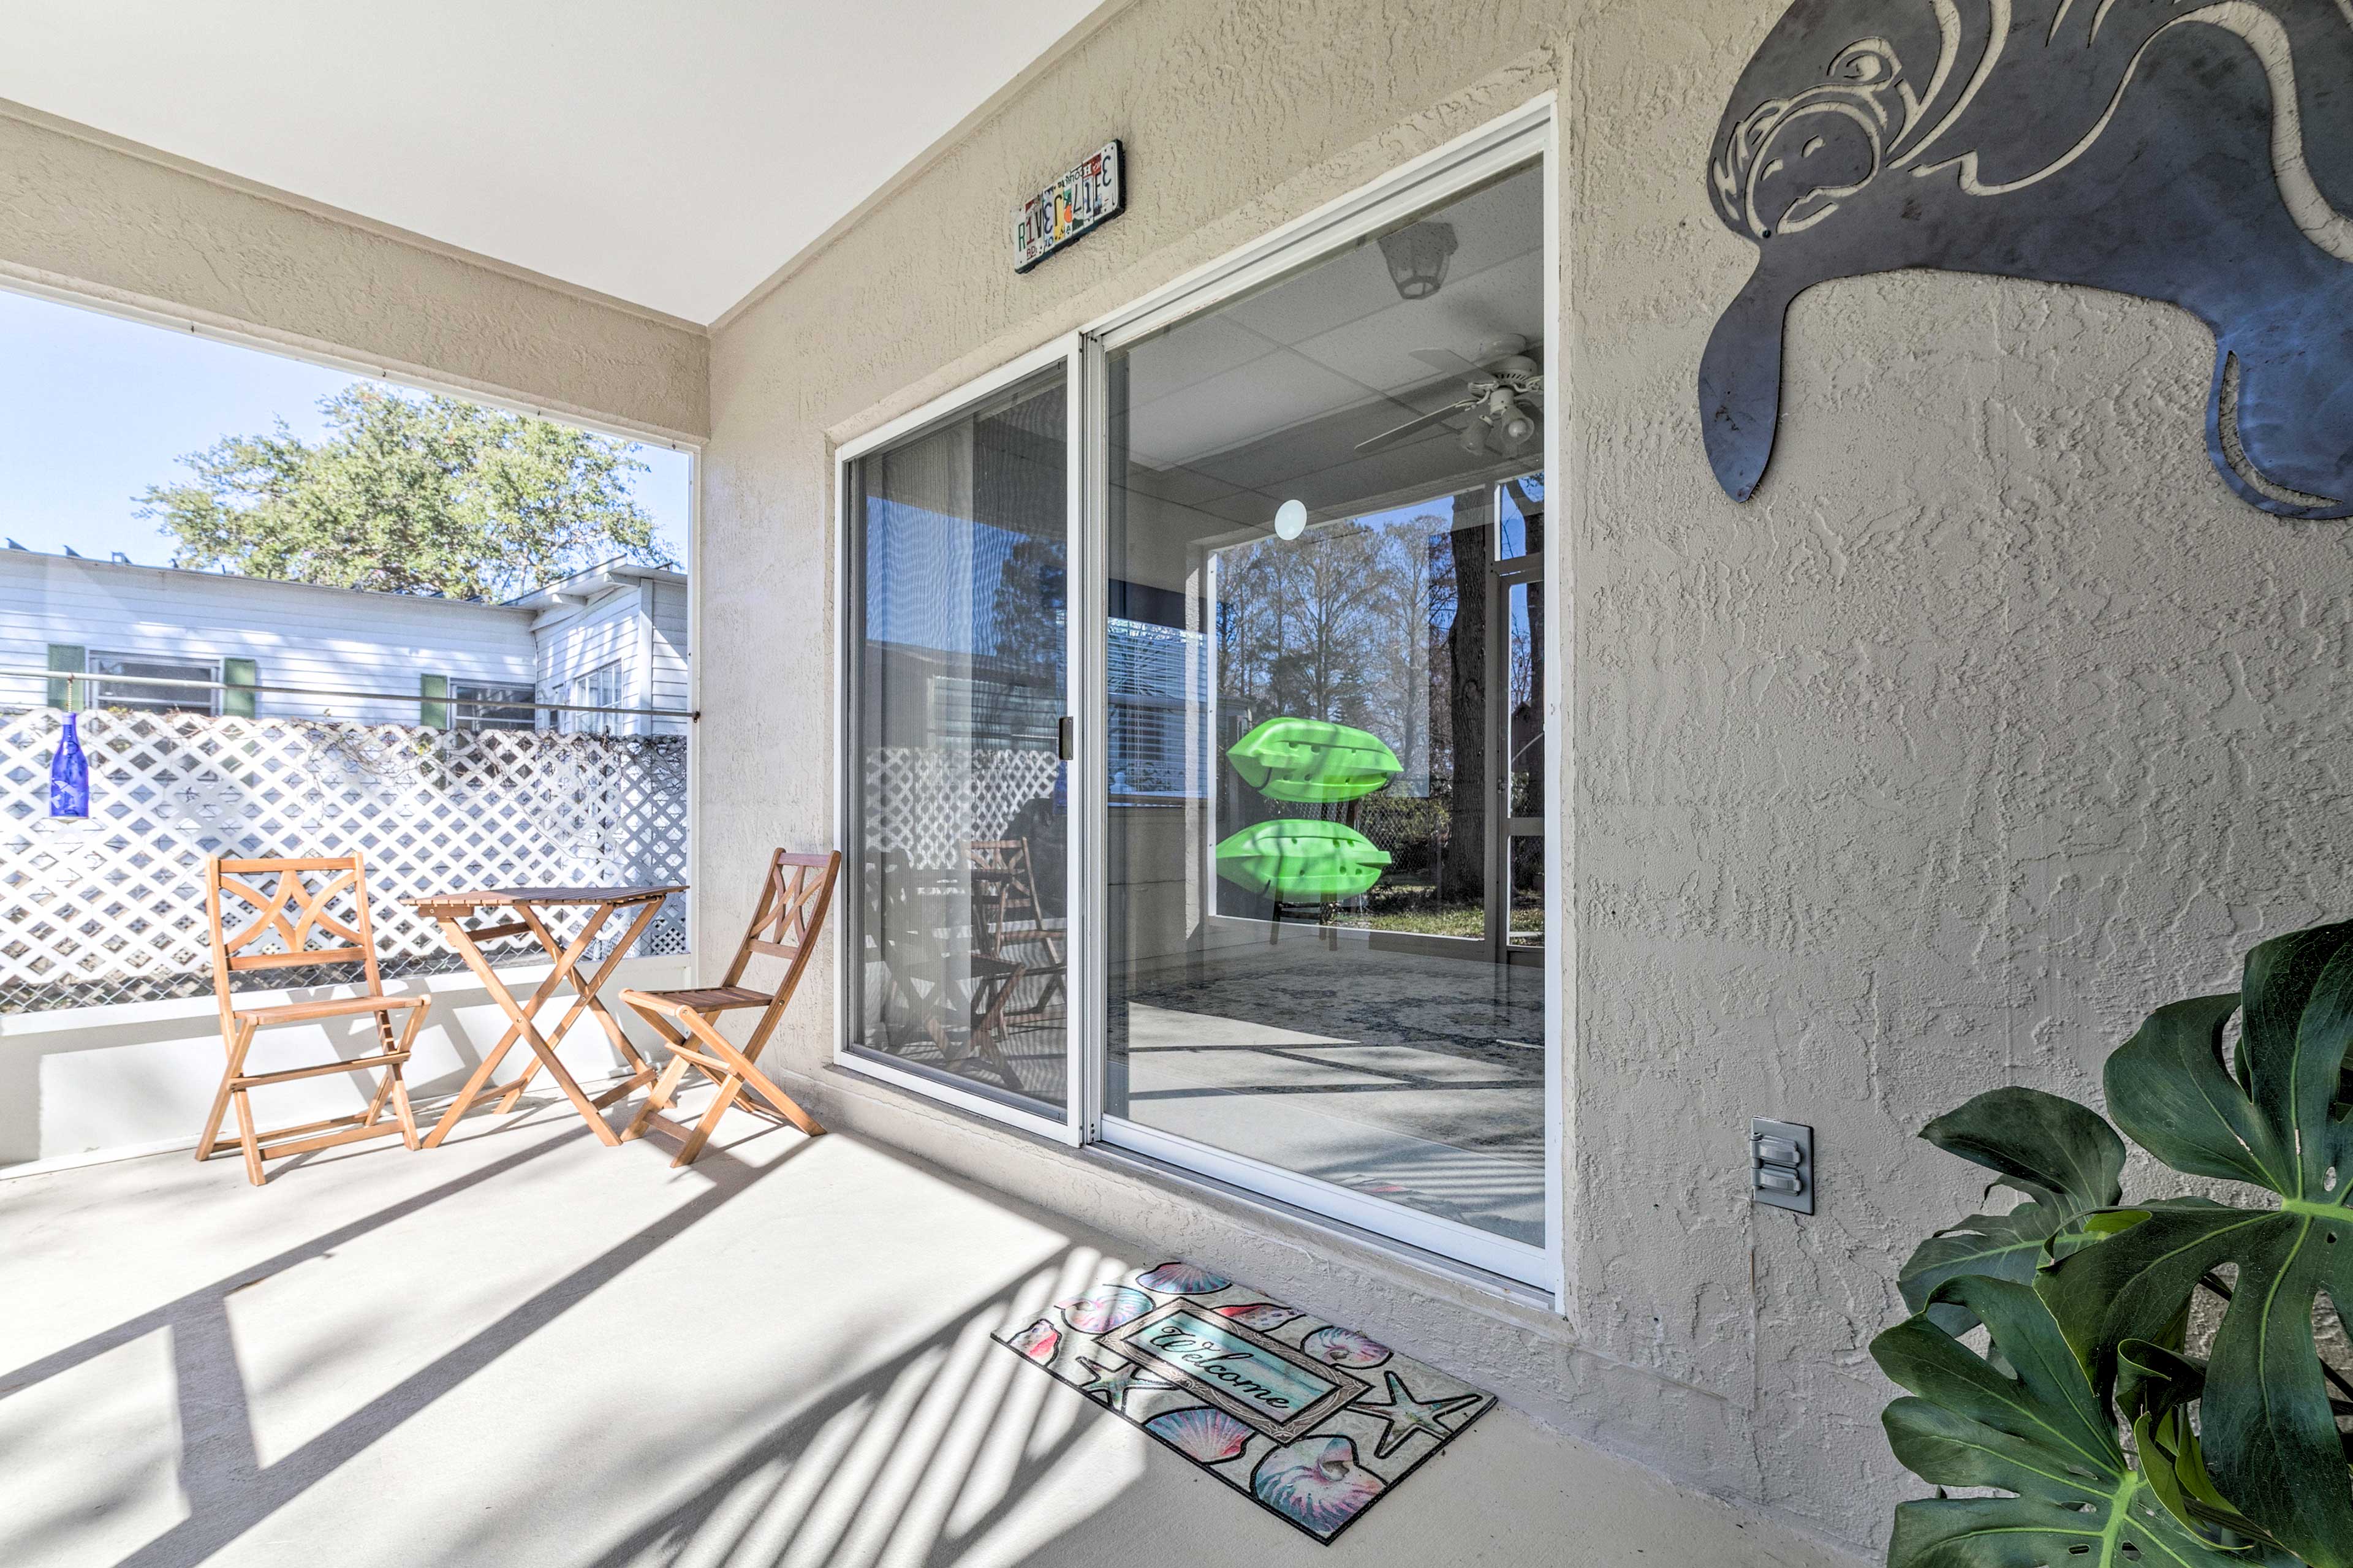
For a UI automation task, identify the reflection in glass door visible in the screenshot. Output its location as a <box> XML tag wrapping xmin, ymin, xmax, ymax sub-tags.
<box><xmin>844</xmin><ymin>368</ymin><xmax>1070</xmax><ymax>1116</ymax></box>
<box><xmin>1097</xmin><ymin>160</ymin><xmax>1551</xmax><ymax>1274</ymax></box>
<box><xmin>1490</xmin><ymin>475</ymin><xmax>1544</xmax><ymax>962</ymax></box>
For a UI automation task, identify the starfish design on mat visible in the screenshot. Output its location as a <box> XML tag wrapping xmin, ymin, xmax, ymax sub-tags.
<box><xmin>1355</xmin><ymin>1370</ymin><xmax>1486</xmax><ymax>1459</ymax></box>
<box><xmin>1075</xmin><ymin>1355</ymin><xmax>1177</xmax><ymax>1412</ymax></box>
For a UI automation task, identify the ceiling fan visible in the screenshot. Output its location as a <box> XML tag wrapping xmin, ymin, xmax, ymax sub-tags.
<box><xmin>1355</xmin><ymin>335</ymin><xmax>1544</xmax><ymax>456</ymax></box>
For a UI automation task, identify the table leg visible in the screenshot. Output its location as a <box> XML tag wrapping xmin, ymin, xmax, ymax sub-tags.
<box><xmin>422</xmin><ymin>913</ymin><xmax>620</xmax><ymax>1148</ymax></box>
<box><xmin>420</xmin><ymin>918</ymin><xmax>578</xmax><ymax>1148</ymax></box>
<box><xmin>494</xmin><ymin>899</ymin><xmax>663</xmax><ymax>1113</ymax></box>
<box><xmin>482</xmin><ymin>901</ymin><xmax>613</xmax><ymax>1112</ymax></box>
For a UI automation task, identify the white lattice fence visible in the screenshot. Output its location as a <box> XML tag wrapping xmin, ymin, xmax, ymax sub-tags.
<box><xmin>0</xmin><ymin>709</ymin><xmax>689</xmax><ymax>1012</ymax></box>
<box><xmin>865</xmin><ymin>746</ymin><xmax>1061</xmax><ymax>870</ymax></box>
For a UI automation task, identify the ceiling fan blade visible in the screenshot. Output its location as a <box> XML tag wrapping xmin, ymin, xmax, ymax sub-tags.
<box><xmin>1356</xmin><ymin>398</ymin><xmax>1476</xmax><ymax>452</ymax></box>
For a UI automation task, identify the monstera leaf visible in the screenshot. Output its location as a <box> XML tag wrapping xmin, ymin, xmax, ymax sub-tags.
<box><xmin>2114</xmin><ymin>1340</ymin><xmax>2283</xmax><ymax>1553</ymax></box>
<box><xmin>1898</xmin><ymin>1086</ymin><xmax>2126</xmax><ymax>1331</ymax></box>
<box><xmin>2042</xmin><ymin>922</ymin><xmax>2353</xmax><ymax>1568</ymax></box>
<box><xmin>1874</xmin><ymin>1275</ymin><xmax>2242</xmax><ymax>1568</ymax></box>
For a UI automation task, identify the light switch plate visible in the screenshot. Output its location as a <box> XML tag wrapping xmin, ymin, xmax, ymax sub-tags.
<box><xmin>1751</xmin><ymin>1117</ymin><xmax>1814</xmax><ymax>1214</ymax></box>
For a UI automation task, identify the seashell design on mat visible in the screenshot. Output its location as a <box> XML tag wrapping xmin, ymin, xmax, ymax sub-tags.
<box><xmin>1214</xmin><ymin>1301</ymin><xmax>1303</xmax><ymax>1331</ymax></box>
<box><xmin>1251</xmin><ymin>1434</ymin><xmax>1386</xmax><ymax>1536</ymax></box>
<box><xmin>1301</xmin><ymin>1325</ymin><xmax>1392</xmax><ymax>1368</ymax></box>
<box><xmin>1006</xmin><ymin>1318</ymin><xmax>1060</xmax><ymax>1362</ymax></box>
<box><xmin>1058</xmin><ymin>1284</ymin><xmax>1156</xmax><ymax>1333</ymax></box>
<box><xmin>1137</xmin><ymin>1260</ymin><xmax>1231</xmax><ymax>1295</ymax></box>
<box><xmin>1144</xmin><ymin>1405</ymin><xmax>1254</xmax><ymax>1463</ymax></box>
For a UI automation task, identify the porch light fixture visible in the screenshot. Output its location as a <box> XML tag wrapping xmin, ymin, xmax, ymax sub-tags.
<box><xmin>1274</xmin><ymin>499</ymin><xmax>1308</xmax><ymax>540</ymax></box>
<box><xmin>1376</xmin><ymin>221</ymin><xmax>1457</xmax><ymax>300</ymax></box>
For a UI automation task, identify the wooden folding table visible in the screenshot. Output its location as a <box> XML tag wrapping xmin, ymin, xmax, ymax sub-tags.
<box><xmin>407</xmin><ymin>884</ymin><xmax>684</xmax><ymax>1148</ymax></box>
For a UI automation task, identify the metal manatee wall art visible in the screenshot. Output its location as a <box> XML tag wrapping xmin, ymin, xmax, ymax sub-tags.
<box><xmin>1700</xmin><ymin>0</ymin><xmax>2353</xmax><ymax>518</ymax></box>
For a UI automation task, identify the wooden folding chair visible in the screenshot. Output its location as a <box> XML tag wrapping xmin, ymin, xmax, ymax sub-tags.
<box><xmin>968</xmin><ymin>836</ymin><xmax>1064</xmax><ymax>1025</ymax></box>
<box><xmin>199</xmin><ymin>854</ymin><xmax>429</xmax><ymax>1186</ymax></box>
<box><xmin>619</xmin><ymin>849</ymin><xmax>839</xmax><ymax>1165</ymax></box>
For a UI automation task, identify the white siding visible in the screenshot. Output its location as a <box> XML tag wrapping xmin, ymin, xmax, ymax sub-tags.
<box><xmin>531</xmin><ymin>573</ymin><xmax>691</xmax><ymax>735</ymax></box>
<box><xmin>0</xmin><ymin>552</ymin><xmax>537</xmax><ymax>723</ymax></box>
<box><xmin>648</xmin><ymin>579</ymin><xmax>691</xmax><ymax>733</ymax></box>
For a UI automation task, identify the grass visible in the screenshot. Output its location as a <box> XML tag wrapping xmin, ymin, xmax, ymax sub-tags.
<box><xmin>1333</xmin><ymin>885</ymin><xmax>1544</xmax><ymax>939</ymax></box>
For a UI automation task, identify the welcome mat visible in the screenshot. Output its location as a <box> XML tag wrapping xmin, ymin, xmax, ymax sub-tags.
<box><xmin>991</xmin><ymin>1260</ymin><xmax>1495</xmax><ymax>1543</ymax></box>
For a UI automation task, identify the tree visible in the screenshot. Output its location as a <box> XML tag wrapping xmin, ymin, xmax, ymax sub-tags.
<box><xmin>137</xmin><ymin>385</ymin><xmax>662</xmax><ymax>600</ymax></box>
<box><xmin>1439</xmin><ymin>487</ymin><xmax>1490</xmax><ymax>902</ymax></box>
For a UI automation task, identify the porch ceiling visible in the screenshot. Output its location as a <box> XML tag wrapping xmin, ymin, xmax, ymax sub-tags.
<box><xmin>0</xmin><ymin>0</ymin><xmax>1111</xmax><ymax>325</ymax></box>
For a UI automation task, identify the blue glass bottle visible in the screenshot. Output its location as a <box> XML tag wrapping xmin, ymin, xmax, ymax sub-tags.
<box><xmin>49</xmin><ymin>712</ymin><xmax>88</xmax><ymax>819</ymax></box>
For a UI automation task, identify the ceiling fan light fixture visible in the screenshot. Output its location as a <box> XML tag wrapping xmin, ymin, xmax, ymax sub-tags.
<box><xmin>1377</xmin><ymin>221</ymin><xmax>1458</xmax><ymax>301</ymax></box>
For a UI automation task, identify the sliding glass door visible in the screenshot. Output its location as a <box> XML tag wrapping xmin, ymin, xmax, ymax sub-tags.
<box><xmin>843</xmin><ymin>363</ymin><xmax>1073</xmax><ymax>1126</ymax></box>
<box><xmin>839</xmin><ymin>116</ymin><xmax>1556</xmax><ymax>1286</ymax></box>
<box><xmin>1095</xmin><ymin>159</ymin><xmax>1553</xmax><ymax>1279</ymax></box>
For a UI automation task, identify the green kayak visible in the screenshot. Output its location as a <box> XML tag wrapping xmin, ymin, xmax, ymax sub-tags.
<box><xmin>1226</xmin><ymin>716</ymin><xmax>1401</xmax><ymax>804</ymax></box>
<box><xmin>1214</xmin><ymin>818</ymin><xmax>1393</xmax><ymax>901</ymax></box>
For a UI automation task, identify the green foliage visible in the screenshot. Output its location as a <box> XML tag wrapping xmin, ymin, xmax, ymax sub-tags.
<box><xmin>1878</xmin><ymin>922</ymin><xmax>2353</xmax><ymax>1568</ymax></box>
<box><xmin>2043</xmin><ymin>924</ymin><xmax>2353</xmax><ymax>1567</ymax></box>
<box><xmin>137</xmin><ymin>385</ymin><xmax>661</xmax><ymax>600</ymax></box>
<box><xmin>1896</xmin><ymin>1086</ymin><xmax>2125</xmax><ymax>1332</ymax></box>
<box><xmin>1874</xmin><ymin>1276</ymin><xmax>2241</xmax><ymax>1568</ymax></box>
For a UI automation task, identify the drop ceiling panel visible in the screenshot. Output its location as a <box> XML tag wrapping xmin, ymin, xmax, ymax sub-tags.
<box><xmin>1286</xmin><ymin>259</ymin><xmax>1545</xmax><ymax>403</ymax></box>
<box><xmin>1123</xmin><ymin>349</ymin><xmax>1368</xmax><ymax>471</ymax></box>
<box><xmin>1121</xmin><ymin>316</ymin><xmax>1279</xmax><ymax>411</ymax></box>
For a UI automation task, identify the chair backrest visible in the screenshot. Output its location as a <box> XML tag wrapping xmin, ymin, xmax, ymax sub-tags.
<box><xmin>721</xmin><ymin>849</ymin><xmax>843</xmax><ymax>1009</ymax></box>
<box><xmin>967</xmin><ymin>839</ymin><xmax>1042</xmax><ymax>921</ymax></box>
<box><xmin>205</xmin><ymin>854</ymin><xmax>389</xmax><ymax>1008</ymax></box>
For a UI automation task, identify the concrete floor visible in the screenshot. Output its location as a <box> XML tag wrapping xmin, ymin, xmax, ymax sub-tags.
<box><xmin>1114</xmin><ymin>945</ymin><xmax>1547</xmax><ymax>1244</ymax></box>
<box><xmin>1</xmin><ymin>1086</ymin><xmax>1857</xmax><ymax>1568</ymax></box>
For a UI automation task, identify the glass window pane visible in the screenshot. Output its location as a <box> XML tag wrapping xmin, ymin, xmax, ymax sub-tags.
<box><xmin>90</xmin><ymin>652</ymin><xmax>218</xmax><ymax>714</ymax></box>
<box><xmin>453</xmin><ymin>682</ymin><xmax>537</xmax><ymax>732</ymax></box>
<box><xmin>849</xmin><ymin>370</ymin><xmax>1068</xmax><ymax>1114</ymax></box>
<box><xmin>1104</xmin><ymin>162</ymin><xmax>1548</xmax><ymax>1248</ymax></box>
<box><xmin>1495</xmin><ymin>472</ymin><xmax>1544</xmax><ymax>561</ymax></box>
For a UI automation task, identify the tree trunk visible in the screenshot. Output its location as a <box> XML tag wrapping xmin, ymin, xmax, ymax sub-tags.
<box><xmin>1439</xmin><ymin>492</ymin><xmax>1488</xmax><ymax>903</ymax></box>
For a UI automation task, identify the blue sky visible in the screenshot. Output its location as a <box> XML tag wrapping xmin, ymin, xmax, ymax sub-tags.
<box><xmin>0</xmin><ymin>287</ymin><xmax>691</xmax><ymax>574</ymax></box>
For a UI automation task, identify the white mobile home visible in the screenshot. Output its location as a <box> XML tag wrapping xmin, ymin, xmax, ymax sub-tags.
<box><xmin>0</xmin><ymin>547</ymin><xmax>687</xmax><ymax>732</ymax></box>
<box><xmin>507</xmin><ymin>559</ymin><xmax>690</xmax><ymax>735</ymax></box>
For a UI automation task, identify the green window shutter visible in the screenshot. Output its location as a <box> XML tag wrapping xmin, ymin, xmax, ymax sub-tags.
<box><xmin>222</xmin><ymin>658</ymin><xmax>258</xmax><ymax>719</ymax></box>
<box><xmin>419</xmin><ymin>673</ymin><xmax>450</xmax><ymax>729</ymax></box>
<box><xmin>46</xmin><ymin>645</ymin><xmax>85</xmax><ymax>712</ymax></box>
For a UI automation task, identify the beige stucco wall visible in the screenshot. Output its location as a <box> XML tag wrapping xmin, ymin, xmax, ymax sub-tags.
<box><xmin>0</xmin><ymin>100</ymin><xmax>707</xmax><ymax>441</ymax></box>
<box><xmin>698</xmin><ymin>0</ymin><xmax>2353</xmax><ymax>1556</ymax></box>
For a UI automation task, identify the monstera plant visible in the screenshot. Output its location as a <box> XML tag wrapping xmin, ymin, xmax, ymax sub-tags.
<box><xmin>1875</xmin><ymin>921</ymin><xmax>2353</xmax><ymax>1567</ymax></box>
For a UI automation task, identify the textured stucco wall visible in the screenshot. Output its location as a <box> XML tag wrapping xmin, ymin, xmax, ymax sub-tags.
<box><xmin>0</xmin><ymin>102</ymin><xmax>707</xmax><ymax>440</ymax></box>
<box><xmin>699</xmin><ymin>0</ymin><xmax>2352</xmax><ymax>1555</ymax></box>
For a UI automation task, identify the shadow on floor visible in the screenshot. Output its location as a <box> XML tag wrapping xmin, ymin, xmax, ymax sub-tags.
<box><xmin>488</xmin><ymin>1252</ymin><xmax>1126</xmax><ymax>1568</ymax></box>
<box><xmin>0</xmin><ymin>1091</ymin><xmax>1153</xmax><ymax>1568</ymax></box>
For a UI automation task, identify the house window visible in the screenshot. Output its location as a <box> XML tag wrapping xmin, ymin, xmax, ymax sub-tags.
<box><xmin>88</xmin><ymin>651</ymin><xmax>221</xmax><ymax>715</ymax></box>
<box><xmin>452</xmin><ymin>681</ymin><xmax>536</xmax><ymax>732</ymax></box>
<box><xmin>563</xmin><ymin>664</ymin><xmax>625</xmax><ymax>735</ymax></box>
<box><xmin>1108</xmin><ymin>618</ymin><xmax>1203</xmax><ymax>797</ymax></box>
